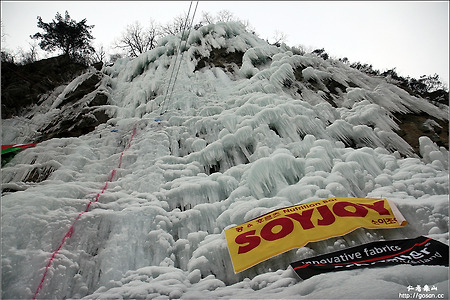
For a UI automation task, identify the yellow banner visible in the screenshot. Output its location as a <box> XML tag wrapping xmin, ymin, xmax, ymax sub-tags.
<box><xmin>225</xmin><ymin>197</ymin><xmax>407</xmax><ymax>273</ymax></box>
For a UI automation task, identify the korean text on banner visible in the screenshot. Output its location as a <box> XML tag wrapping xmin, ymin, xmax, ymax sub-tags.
<box><xmin>224</xmin><ymin>197</ymin><xmax>407</xmax><ymax>273</ymax></box>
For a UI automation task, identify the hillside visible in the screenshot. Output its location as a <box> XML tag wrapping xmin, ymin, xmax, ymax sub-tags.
<box><xmin>1</xmin><ymin>22</ymin><xmax>449</xmax><ymax>299</ymax></box>
<box><xmin>1</xmin><ymin>54</ymin><xmax>90</xmax><ymax>119</ymax></box>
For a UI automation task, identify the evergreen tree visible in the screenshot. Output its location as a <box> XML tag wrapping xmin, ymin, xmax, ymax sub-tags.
<box><xmin>31</xmin><ymin>11</ymin><xmax>95</xmax><ymax>60</ymax></box>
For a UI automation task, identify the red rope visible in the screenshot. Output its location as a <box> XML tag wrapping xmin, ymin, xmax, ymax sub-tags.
<box><xmin>33</xmin><ymin>126</ymin><xmax>137</xmax><ymax>299</ymax></box>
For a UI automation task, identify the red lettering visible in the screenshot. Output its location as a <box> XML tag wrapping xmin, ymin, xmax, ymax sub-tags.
<box><xmin>235</xmin><ymin>230</ymin><xmax>261</xmax><ymax>254</ymax></box>
<box><xmin>333</xmin><ymin>201</ymin><xmax>368</xmax><ymax>217</ymax></box>
<box><xmin>286</xmin><ymin>209</ymin><xmax>314</xmax><ymax>229</ymax></box>
<box><xmin>234</xmin><ymin>200</ymin><xmax>391</xmax><ymax>255</ymax></box>
<box><xmin>316</xmin><ymin>205</ymin><xmax>335</xmax><ymax>225</ymax></box>
<box><xmin>359</xmin><ymin>200</ymin><xmax>390</xmax><ymax>215</ymax></box>
<box><xmin>260</xmin><ymin>217</ymin><xmax>294</xmax><ymax>241</ymax></box>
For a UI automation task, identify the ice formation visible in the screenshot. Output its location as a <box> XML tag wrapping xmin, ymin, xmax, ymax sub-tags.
<box><xmin>2</xmin><ymin>22</ymin><xmax>448</xmax><ymax>299</ymax></box>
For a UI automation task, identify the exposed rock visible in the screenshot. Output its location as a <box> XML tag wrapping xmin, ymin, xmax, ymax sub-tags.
<box><xmin>2</xmin><ymin>54</ymin><xmax>113</xmax><ymax>143</ymax></box>
<box><xmin>56</xmin><ymin>73</ymin><xmax>103</xmax><ymax>108</ymax></box>
<box><xmin>36</xmin><ymin>71</ymin><xmax>113</xmax><ymax>141</ymax></box>
<box><xmin>23</xmin><ymin>165</ymin><xmax>56</xmax><ymax>183</ymax></box>
<box><xmin>394</xmin><ymin>112</ymin><xmax>449</xmax><ymax>156</ymax></box>
<box><xmin>88</xmin><ymin>92</ymin><xmax>109</xmax><ymax>107</ymax></box>
<box><xmin>195</xmin><ymin>47</ymin><xmax>244</xmax><ymax>72</ymax></box>
<box><xmin>92</xmin><ymin>61</ymin><xmax>104</xmax><ymax>71</ymax></box>
<box><xmin>1</xmin><ymin>55</ymin><xmax>88</xmax><ymax>118</ymax></box>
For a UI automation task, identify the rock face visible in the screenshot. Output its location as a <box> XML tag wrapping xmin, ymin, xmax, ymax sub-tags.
<box><xmin>36</xmin><ymin>72</ymin><xmax>112</xmax><ymax>141</ymax></box>
<box><xmin>1</xmin><ymin>55</ymin><xmax>87</xmax><ymax>118</ymax></box>
<box><xmin>1</xmin><ymin>56</ymin><xmax>114</xmax><ymax>143</ymax></box>
<box><xmin>394</xmin><ymin>112</ymin><xmax>448</xmax><ymax>155</ymax></box>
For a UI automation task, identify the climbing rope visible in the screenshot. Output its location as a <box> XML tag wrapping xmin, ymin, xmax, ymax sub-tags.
<box><xmin>159</xmin><ymin>1</ymin><xmax>193</xmax><ymax>113</ymax></box>
<box><xmin>32</xmin><ymin>126</ymin><xmax>137</xmax><ymax>299</ymax></box>
<box><xmin>160</xmin><ymin>1</ymin><xmax>199</xmax><ymax>115</ymax></box>
<box><xmin>161</xmin><ymin>1</ymin><xmax>193</xmax><ymax>103</ymax></box>
<box><xmin>166</xmin><ymin>1</ymin><xmax>199</xmax><ymax>107</ymax></box>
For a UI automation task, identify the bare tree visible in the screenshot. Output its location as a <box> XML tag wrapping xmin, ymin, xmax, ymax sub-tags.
<box><xmin>115</xmin><ymin>20</ymin><xmax>160</xmax><ymax>58</ymax></box>
<box><xmin>22</xmin><ymin>41</ymin><xmax>39</xmax><ymax>63</ymax></box>
<box><xmin>8</xmin><ymin>41</ymin><xmax>40</xmax><ymax>65</ymax></box>
<box><xmin>92</xmin><ymin>44</ymin><xmax>106</xmax><ymax>63</ymax></box>
<box><xmin>160</xmin><ymin>13</ymin><xmax>189</xmax><ymax>36</ymax></box>
<box><xmin>200</xmin><ymin>11</ymin><xmax>215</xmax><ymax>25</ymax></box>
<box><xmin>199</xmin><ymin>10</ymin><xmax>235</xmax><ymax>25</ymax></box>
<box><xmin>215</xmin><ymin>10</ymin><xmax>235</xmax><ymax>23</ymax></box>
<box><xmin>198</xmin><ymin>10</ymin><xmax>252</xmax><ymax>32</ymax></box>
<box><xmin>272</xmin><ymin>30</ymin><xmax>288</xmax><ymax>46</ymax></box>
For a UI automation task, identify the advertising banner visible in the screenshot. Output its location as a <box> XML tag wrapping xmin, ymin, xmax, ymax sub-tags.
<box><xmin>225</xmin><ymin>197</ymin><xmax>407</xmax><ymax>273</ymax></box>
<box><xmin>291</xmin><ymin>236</ymin><xmax>449</xmax><ymax>280</ymax></box>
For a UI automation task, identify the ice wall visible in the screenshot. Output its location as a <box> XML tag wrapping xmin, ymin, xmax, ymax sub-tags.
<box><xmin>2</xmin><ymin>22</ymin><xmax>448</xmax><ymax>299</ymax></box>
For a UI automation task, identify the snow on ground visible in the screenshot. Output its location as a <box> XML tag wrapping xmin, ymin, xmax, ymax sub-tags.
<box><xmin>2</xmin><ymin>22</ymin><xmax>449</xmax><ymax>299</ymax></box>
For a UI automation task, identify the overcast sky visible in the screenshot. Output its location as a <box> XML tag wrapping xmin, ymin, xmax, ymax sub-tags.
<box><xmin>1</xmin><ymin>1</ymin><xmax>449</xmax><ymax>85</ymax></box>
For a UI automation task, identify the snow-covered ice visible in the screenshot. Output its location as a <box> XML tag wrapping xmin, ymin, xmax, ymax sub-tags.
<box><xmin>2</xmin><ymin>22</ymin><xmax>448</xmax><ymax>299</ymax></box>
